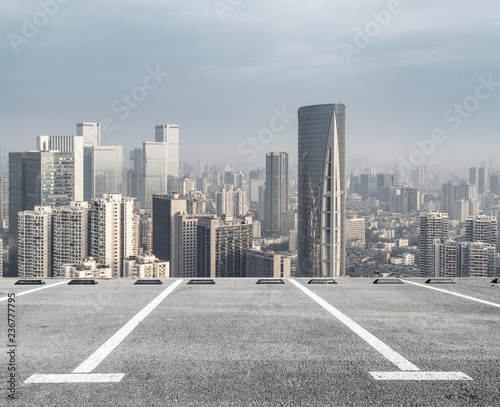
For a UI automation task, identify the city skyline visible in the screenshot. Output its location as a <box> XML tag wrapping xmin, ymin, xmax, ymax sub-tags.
<box><xmin>1</xmin><ymin>1</ymin><xmax>499</xmax><ymax>169</ymax></box>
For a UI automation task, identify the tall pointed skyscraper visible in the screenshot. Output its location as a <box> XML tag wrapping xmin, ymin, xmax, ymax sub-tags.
<box><xmin>298</xmin><ymin>104</ymin><xmax>346</xmax><ymax>277</ymax></box>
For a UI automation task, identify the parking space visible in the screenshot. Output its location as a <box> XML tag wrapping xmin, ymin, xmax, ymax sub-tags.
<box><xmin>1</xmin><ymin>278</ymin><xmax>499</xmax><ymax>406</ymax></box>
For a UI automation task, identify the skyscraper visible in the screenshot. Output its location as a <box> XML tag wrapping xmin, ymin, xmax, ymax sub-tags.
<box><xmin>37</xmin><ymin>135</ymin><xmax>84</xmax><ymax>201</ymax></box>
<box><xmin>142</xmin><ymin>142</ymin><xmax>168</xmax><ymax>209</ymax></box>
<box><xmin>152</xmin><ymin>193</ymin><xmax>187</xmax><ymax>262</ymax></box>
<box><xmin>52</xmin><ymin>202</ymin><xmax>89</xmax><ymax>277</ymax></box>
<box><xmin>264</xmin><ymin>152</ymin><xmax>289</xmax><ymax>233</ymax></box>
<box><xmin>83</xmin><ymin>146</ymin><xmax>123</xmax><ymax>201</ymax></box>
<box><xmin>9</xmin><ymin>151</ymin><xmax>75</xmax><ymax>276</ymax></box>
<box><xmin>77</xmin><ymin>122</ymin><xmax>101</xmax><ymax>148</ymax></box>
<box><xmin>18</xmin><ymin>206</ymin><xmax>53</xmax><ymax>278</ymax></box>
<box><xmin>465</xmin><ymin>215</ymin><xmax>497</xmax><ymax>248</ymax></box>
<box><xmin>89</xmin><ymin>194</ymin><xmax>135</xmax><ymax>277</ymax></box>
<box><xmin>419</xmin><ymin>212</ymin><xmax>450</xmax><ymax>277</ymax></box>
<box><xmin>298</xmin><ymin>103</ymin><xmax>346</xmax><ymax>277</ymax></box>
<box><xmin>155</xmin><ymin>125</ymin><xmax>180</xmax><ymax>193</ymax></box>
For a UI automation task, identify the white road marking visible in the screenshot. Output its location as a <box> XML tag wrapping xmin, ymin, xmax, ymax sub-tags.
<box><xmin>73</xmin><ymin>279</ymin><xmax>183</xmax><ymax>373</ymax></box>
<box><xmin>289</xmin><ymin>279</ymin><xmax>420</xmax><ymax>371</ymax></box>
<box><xmin>0</xmin><ymin>281</ymin><xmax>67</xmax><ymax>302</ymax></box>
<box><xmin>25</xmin><ymin>374</ymin><xmax>125</xmax><ymax>383</ymax></box>
<box><xmin>290</xmin><ymin>279</ymin><xmax>472</xmax><ymax>381</ymax></box>
<box><xmin>370</xmin><ymin>372</ymin><xmax>473</xmax><ymax>381</ymax></box>
<box><xmin>25</xmin><ymin>279</ymin><xmax>183</xmax><ymax>384</ymax></box>
<box><xmin>401</xmin><ymin>280</ymin><xmax>500</xmax><ymax>308</ymax></box>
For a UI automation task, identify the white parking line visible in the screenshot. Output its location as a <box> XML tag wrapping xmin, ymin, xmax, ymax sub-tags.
<box><xmin>289</xmin><ymin>279</ymin><xmax>472</xmax><ymax>381</ymax></box>
<box><xmin>0</xmin><ymin>281</ymin><xmax>67</xmax><ymax>302</ymax></box>
<box><xmin>25</xmin><ymin>374</ymin><xmax>124</xmax><ymax>383</ymax></box>
<box><xmin>25</xmin><ymin>279</ymin><xmax>183</xmax><ymax>384</ymax></box>
<box><xmin>401</xmin><ymin>280</ymin><xmax>500</xmax><ymax>308</ymax></box>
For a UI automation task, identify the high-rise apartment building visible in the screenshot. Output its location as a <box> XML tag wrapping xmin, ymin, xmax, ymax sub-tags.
<box><xmin>9</xmin><ymin>151</ymin><xmax>75</xmax><ymax>276</ymax></box>
<box><xmin>171</xmin><ymin>213</ymin><xmax>215</xmax><ymax>277</ymax></box>
<box><xmin>83</xmin><ymin>146</ymin><xmax>123</xmax><ymax>201</ymax></box>
<box><xmin>197</xmin><ymin>216</ymin><xmax>253</xmax><ymax>278</ymax></box>
<box><xmin>264</xmin><ymin>152</ymin><xmax>289</xmax><ymax>233</ymax></box>
<box><xmin>18</xmin><ymin>206</ymin><xmax>53</xmax><ymax>278</ymax></box>
<box><xmin>37</xmin><ymin>135</ymin><xmax>84</xmax><ymax>202</ymax></box>
<box><xmin>152</xmin><ymin>193</ymin><xmax>187</xmax><ymax>262</ymax></box>
<box><xmin>346</xmin><ymin>218</ymin><xmax>366</xmax><ymax>243</ymax></box>
<box><xmin>465</xmin><ymin>215</ymin><xmax>497</xmax><ymax>247</ymax></box>
<box><xmin>419</xmin><ymin>212</ymin><xmax>450</xmax><ymax>277</ymax></box>
<box><xmin>216</xmin><ymin>187</ymin><xmax>247</xmax><ymax>217</ymax></box>
<box><xmin>52</xmin><ymin>202</ymin><xmax>89</xmax><ymax>277</ymax></box>
<box><xmin>0</xmin><ymin>177</ymin><xmax>8</xmax><ymax>229</ymax></box>
<box><xmin>89</xmin><ymin>194</ymin><xmax>135</xmax><ymax>277</ymax></box>
<box><xmin>459</xmin><ymin>241</ymin><xmax>495</xmax><ymax>277</ymax></box>
<box><xmin>155</xmin><ymin>125</ymin><xmax>179</xmax><ymax>193</ymax></box>
<box><xmin>298</xmin><ymin>103</ymin><xmax>346</xmax><ymax>277</ymax></box>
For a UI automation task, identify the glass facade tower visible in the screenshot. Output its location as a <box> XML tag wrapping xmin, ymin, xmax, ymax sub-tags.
<box><xmin>298</xmin><ymin>104</ymin><xmax>346</xmax><ymax>277</ymax></box>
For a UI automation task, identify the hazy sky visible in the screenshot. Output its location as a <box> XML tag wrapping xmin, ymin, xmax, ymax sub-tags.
<box><xmin>1</xmin><ymin>0</ymin><xmax>499</xmax><ymax>170</ymax></box>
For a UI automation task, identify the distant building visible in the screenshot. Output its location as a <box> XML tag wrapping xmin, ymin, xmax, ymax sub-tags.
<box><xmin>171</xmin><ymin>213</ymin><xmax>214</xmax><ymax>277</ymax></box>
<box><xmin>346</xmin><ymin>218</ymin><xmax>365</xmax><ymax>243</ymax></box>
<box><xmin>9</xmin><ymin>151</ymin><xmax>75</xmax><ymax>276</ymax></box>
<box><xmin>155</xmin><ymin>124</ymin><xmax>180</xmax><ymax>193</ymax></box>
<box><xmin>52</xmin><ymin>202</ymin><xmax>89</xmax><ymax>278</ymax></box>
<box><xmin>84</xmin><ymin>146</ymin><xmax>123</xmax><ymax>201</ymax></box>
<box><xmin>264</xmin><ymin>152</ymin><xmax>289</xmax><ymax>233</ymax></box>
<box><xmin>465</xmin><ymin>215</ymin><xmax>497</xmax><ymax>248</ymax></box>
<box><xmin>419</xmin><ymin>212</ymin><xmax>450</xmax><ymax>277</ymax></box>
<box><xmin>152</xmin><ymin>193</ymin><xmax>187</xmax><ymax>262</ymax></box>
<box><xmin>77</xmin><ymin>122</ymin><xmax>101</xmax><ymax>148</ymax></box>
<box><xmin>63</xmin><ymin>257</ymin><xmax>112</xmax><ymax>279</ymax></box>
<box><xmin>216</xmin><ymin>186</ymin><xmax>247</xmax><ymax>217</ymax></box>
<box><xmin>246</xmin><ymin>250</ymin><xmax>291</xmax><ymax>278</ymax></box>
<box><xmin>197</xmin><ymin>216</ymin><xmax>253</xmax><ymax>278</ymax></box>
<box><xmin>0</xmin><ymin>176</ymin><xmax>8</xmax><ymax>229</ymax></box>
<box><xmin>289</xmin><ymin>229</ymin><xmax>298</xmax><ymax>251</ymax></box>
<box><xmin>89</xmin><ymin>194</ymin><xmax>135</xmax><ymax>277</ymax></box>
<box><xmin>18</xmin><ymin>206</ymin><xmax>53</xmax><ymax>278</ymax></box>
<box><xmin>142</xmin><ymin>142</ymin><xmax>168</xmax><ymax>209</ymax></box>
<box><xmin>123</xmin><ymin>254</ymin><xmax>169</xmax><ymax>278</ymax></box>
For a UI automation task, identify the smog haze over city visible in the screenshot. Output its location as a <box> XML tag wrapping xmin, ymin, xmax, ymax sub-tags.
<box><xmin>1</xmin><ymin>0</ymin><xmax>499</xmax><ymax>169</ymax></box>
<box><xmin>2</xmin><ymin>1</ymin><xmax>500</xmax><ymax>406</ymax></box>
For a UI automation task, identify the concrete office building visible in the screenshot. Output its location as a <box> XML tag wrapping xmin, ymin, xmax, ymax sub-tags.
<box><xmin>89</xmin><ymin>194</ymin><xmax>135</xmax><ymax>277</ymax></box>
<box><xmin>245</xmin><ymin>250</ymin><xmax>291</xmax><ymax>278</ymax></box>
<box><xmin>298</xmin><ymin>103</ymin><xmax>346</xmax><ymax>277</ymax></box>
<box><xmin>155</xmin><ymin>125</ymin><xmax>180</xmax><ymax>193</ymax></box>
<box><xmin>18</xmin><ymin>206</ymin><xmax>53</xmax><ymax>278</ymax></box>
<box><xmin>152</xmin><ymin>194</ymin><xmax>187</xmax><ymax>262</ymax></box>
<box><xmin>419</xmin><ymin>212</ymin><xmax>450</xmax><ymax>277</ymax></box>
<box><xmin>264</xmin><ymin>152</ymin><xmax>289</xmax><ymax>233</ymax></box>
<box><xmin>197</xmin><ymin>216</ymin><xmax>253</xmax><ymax>278</ymax></box>
<box><xmin>37</xmin><ymin>135</ymin><xmax>84</xmax><ymax>201</ymax></box>
<box><xmin>52</xmin><ymin>202</ymin><xmax>89</xmax><ymax>277</ymax></box>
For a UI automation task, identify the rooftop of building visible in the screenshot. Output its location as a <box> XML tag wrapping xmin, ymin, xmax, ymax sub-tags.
<box><xmin>1</xmin><ymin>277</ymin><xmax>498</xmax><ymax>406</ymax></box>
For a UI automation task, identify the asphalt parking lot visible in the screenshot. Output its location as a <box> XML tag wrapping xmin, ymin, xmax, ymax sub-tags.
<box><xmin>1</xmin><ymin>277</ymin><xmax>499</xmax><ymax>406</ymax></box>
